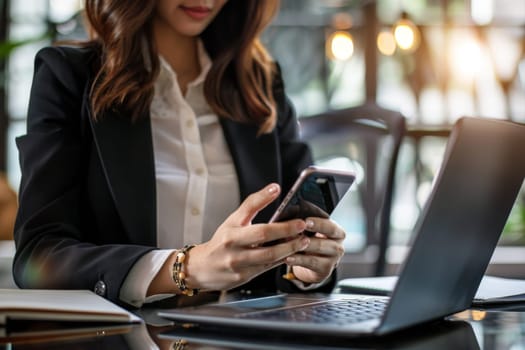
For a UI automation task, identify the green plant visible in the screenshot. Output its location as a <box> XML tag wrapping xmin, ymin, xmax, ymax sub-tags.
<box><xmin>502</xmin><ymin>198</ymin><xmax>525</xmax><ymax>244</ymax></box>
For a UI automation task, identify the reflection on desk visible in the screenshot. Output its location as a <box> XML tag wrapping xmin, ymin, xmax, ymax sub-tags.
<box><xmin>2</xmin><ymin>305</ymin><xmax>525</xmax><ymax>349</ymax></box>
<box><xmin>160</xmin><ymin>318</ymin><xmax>480</xmax><ymax>349</ymax></box>
<box><xmin>1</xmin><ymin>323</ymin><xmax>174</xmax><ymax>350</ymax></box>
<box><xmin>0</xmin><ymin>323</ymin><xmax>146</xmax><ymax>349</ymax></box>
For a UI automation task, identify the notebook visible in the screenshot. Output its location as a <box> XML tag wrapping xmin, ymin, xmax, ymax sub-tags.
<box><xmin>0</xmin><ymin>289</ymin><xmax>142</xmax><ymax>325</ymax></box>
<box><xmin>158</xmin><ymin>117</ymin><xmax>525</xmax><ymax>336</ymax></box>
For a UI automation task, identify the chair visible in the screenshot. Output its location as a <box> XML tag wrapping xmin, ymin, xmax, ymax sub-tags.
<box><xmin>298</xmin><ymin>103</ymin><xmax>406</xmax><ymax>276</ymax></box>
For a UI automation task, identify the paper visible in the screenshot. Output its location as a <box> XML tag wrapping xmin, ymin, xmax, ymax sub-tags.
<box><xmin>473</xmin><ymin>276</ymin><xmax>525</xmax><ymax>304</ymax></box>
<box><xmin>0</xmin><ymin>289</ymin><xmax>142</xmax><ymax>325</ymax></box>
<box><xmin>336</xmin><ymin>275</ymin><xmax>525</xmax><ymax>305</ymax></box>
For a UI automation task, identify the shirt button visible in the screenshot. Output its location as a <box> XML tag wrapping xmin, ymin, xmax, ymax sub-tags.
<box><xmin>186</xmin><ymin>119</ymin><xmax>195</xmax><ymax>128</ymax></box>
<box><xmin>196</xmin><ymin>168</ymin><xmax>204</xmax><ymax>175</ymax></box>
<box><xmin>94</xmin><ymin>280</ymin><xmax>107</xmax><ymax>297</ymax></box>
<box><xmin>191</xmin><ymin>208</ymin><xmax>200</xmax><ymax>216</ymax></box>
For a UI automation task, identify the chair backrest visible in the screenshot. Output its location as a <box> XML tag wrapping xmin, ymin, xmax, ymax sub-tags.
<box><xmin>299</xmin><ymin>103</ymin><xmax>406</xmax><ymax>276</ymax></box>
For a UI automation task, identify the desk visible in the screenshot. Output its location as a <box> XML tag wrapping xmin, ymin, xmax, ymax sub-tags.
<box><xmin>1</xmin><ymin>302</ymin><xmax>525</xmax><ymax>349</ymax></box>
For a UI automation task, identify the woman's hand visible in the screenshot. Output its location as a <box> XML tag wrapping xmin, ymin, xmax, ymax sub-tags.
<box><xmin>285</xmin><ymin>218</ymin><xmax>346</xmax><ymax>285</ymax></box>
<box><xmin>184</xmin><ymin>183</ymin><xmax>311</xmax><ymax>291</ymax></box>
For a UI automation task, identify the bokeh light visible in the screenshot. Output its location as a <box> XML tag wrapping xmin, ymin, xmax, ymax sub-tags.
<box><xmin>377</xmin><ymin>30</ymin><xmax>397</xmax><ymax>56</ymax></box>
<box><xmin>326</xmin><ymin>31</ymin><xmax>354</xmax><ymax>61</ymax></box>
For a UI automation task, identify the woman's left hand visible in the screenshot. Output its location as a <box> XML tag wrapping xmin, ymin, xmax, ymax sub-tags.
<box><xmin>284</xmin><ymin>217</ymin><xmax>346</xmax><ymax>284</ymax></box>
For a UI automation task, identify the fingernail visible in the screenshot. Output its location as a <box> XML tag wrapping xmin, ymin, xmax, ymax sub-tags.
<box><xmin>306</xmin><ymin>219</ymin><xmax>314</xmax><ymax>229</ymax></box>
<box><xmin>268</xmin><ymin>185</ymin><xmax>279</xmax><ymax>194</ymax></box>
<box><xmin>297</xmin><ymin>221</ymin><xmax>306</xmax><ymax>231</ymax></box>
<box><xmin>286</xmin><ymin>256</ymin><xmax>295</xmax><ymax>264</ymax></box>
<box><xmin>301</xmin><ymin>237</ymin><xmax>310</xmax><ymax>249</ymax></box>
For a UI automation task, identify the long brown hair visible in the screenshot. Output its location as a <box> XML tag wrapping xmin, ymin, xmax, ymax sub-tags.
<box><xmin>84</xmin><ymin>0</ymin><xmax>280</xmax><ymax>134</ymax></box>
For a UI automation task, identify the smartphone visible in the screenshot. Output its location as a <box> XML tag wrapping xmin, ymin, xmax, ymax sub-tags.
<box><xmin>269</xmin><ymin>166</ymin><xmax>355</xmax><ymax>236</ymax></box>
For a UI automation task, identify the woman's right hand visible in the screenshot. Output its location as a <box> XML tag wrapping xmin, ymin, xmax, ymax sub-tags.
<box><xmin>184</xmin><ymin>183</ymin><xmax>310</xmax><ymax>291</ymax></box>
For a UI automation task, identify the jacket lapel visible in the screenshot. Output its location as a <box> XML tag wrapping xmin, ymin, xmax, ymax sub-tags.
<box><xmin>88</xmin><ymin>108</ymin><xmax>279</xmax><ymax>243</ymax></box>
<box><xmin>220</xmin><ymin>119</ymin><xmax>280</xmax><ymax>223</ymax></box>
<box><xmin>89</xmin><ymin>111</ymin><xmax>157</xmax><ymax>246</ymax></box>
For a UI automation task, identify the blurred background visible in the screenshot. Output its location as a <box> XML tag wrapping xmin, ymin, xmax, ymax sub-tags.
<box><xmin>0</xmin><ymin>0</ymin><xmax>524</xmax><ymax>281</ymax></box>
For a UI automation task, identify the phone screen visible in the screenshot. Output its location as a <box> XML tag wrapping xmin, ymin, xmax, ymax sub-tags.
<box><xmin>270</xmin><ymin>167</ymin><xmax>355</xmax><ymax>224</ymax></box>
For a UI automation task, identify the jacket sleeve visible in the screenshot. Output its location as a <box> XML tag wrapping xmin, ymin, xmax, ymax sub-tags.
<box><xmin>13</xmin><ymin>47</ymin><xmax>155</xmax><ymax>306</ymax></box>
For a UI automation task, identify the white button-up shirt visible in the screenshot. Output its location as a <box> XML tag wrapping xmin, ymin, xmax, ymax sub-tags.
<box><xmin>120</xmin><ymin>43</ymin><xmax>240</xmax><ymax>307</ymax></box>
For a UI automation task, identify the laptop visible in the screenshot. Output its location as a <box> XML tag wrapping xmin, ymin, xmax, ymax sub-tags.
<box><xmin>159</xmin><ymin>117</ymin><xmax>525</xmax><ymax>336</ymax></box>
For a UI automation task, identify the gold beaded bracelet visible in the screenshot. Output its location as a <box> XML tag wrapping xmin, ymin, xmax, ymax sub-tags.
<box><xmin>282</xmin><ymin>265</ymin><xmax>297</xmax><ymax>281</ymax></box>
<box><xmin>172</xmin><ymin>244</ymin><xmax>199</xmax><ymax>296</ymax></box>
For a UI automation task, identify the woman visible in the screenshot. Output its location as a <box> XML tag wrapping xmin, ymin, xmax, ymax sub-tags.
<box><xmin>14</xmin><ymin>0</ymin><xmax>345</xmax><ymax>308</ymax></box>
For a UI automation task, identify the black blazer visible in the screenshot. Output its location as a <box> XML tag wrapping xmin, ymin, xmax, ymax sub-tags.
<box><xmin>13</xmin><ymin>46</ymin><xmax>335</xmax><ymax>305</ymax></box>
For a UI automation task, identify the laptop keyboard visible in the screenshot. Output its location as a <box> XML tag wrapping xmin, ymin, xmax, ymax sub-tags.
<box><xmin>238</xmin><ymin>298</ymin><xmax>388</xmax><ymax>325</ymax></box>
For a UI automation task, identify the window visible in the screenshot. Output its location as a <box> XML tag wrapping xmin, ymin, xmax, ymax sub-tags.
<box><xmin>263</xmin><ymin>1</ymin><xmax>525</xmax><ymax>271</ymax></box>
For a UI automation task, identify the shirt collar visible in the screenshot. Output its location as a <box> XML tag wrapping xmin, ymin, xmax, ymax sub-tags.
<box><xmin>158</xmin><ymin>40</ymin><xmax>211</xmax><ymax>88</ymax></box>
